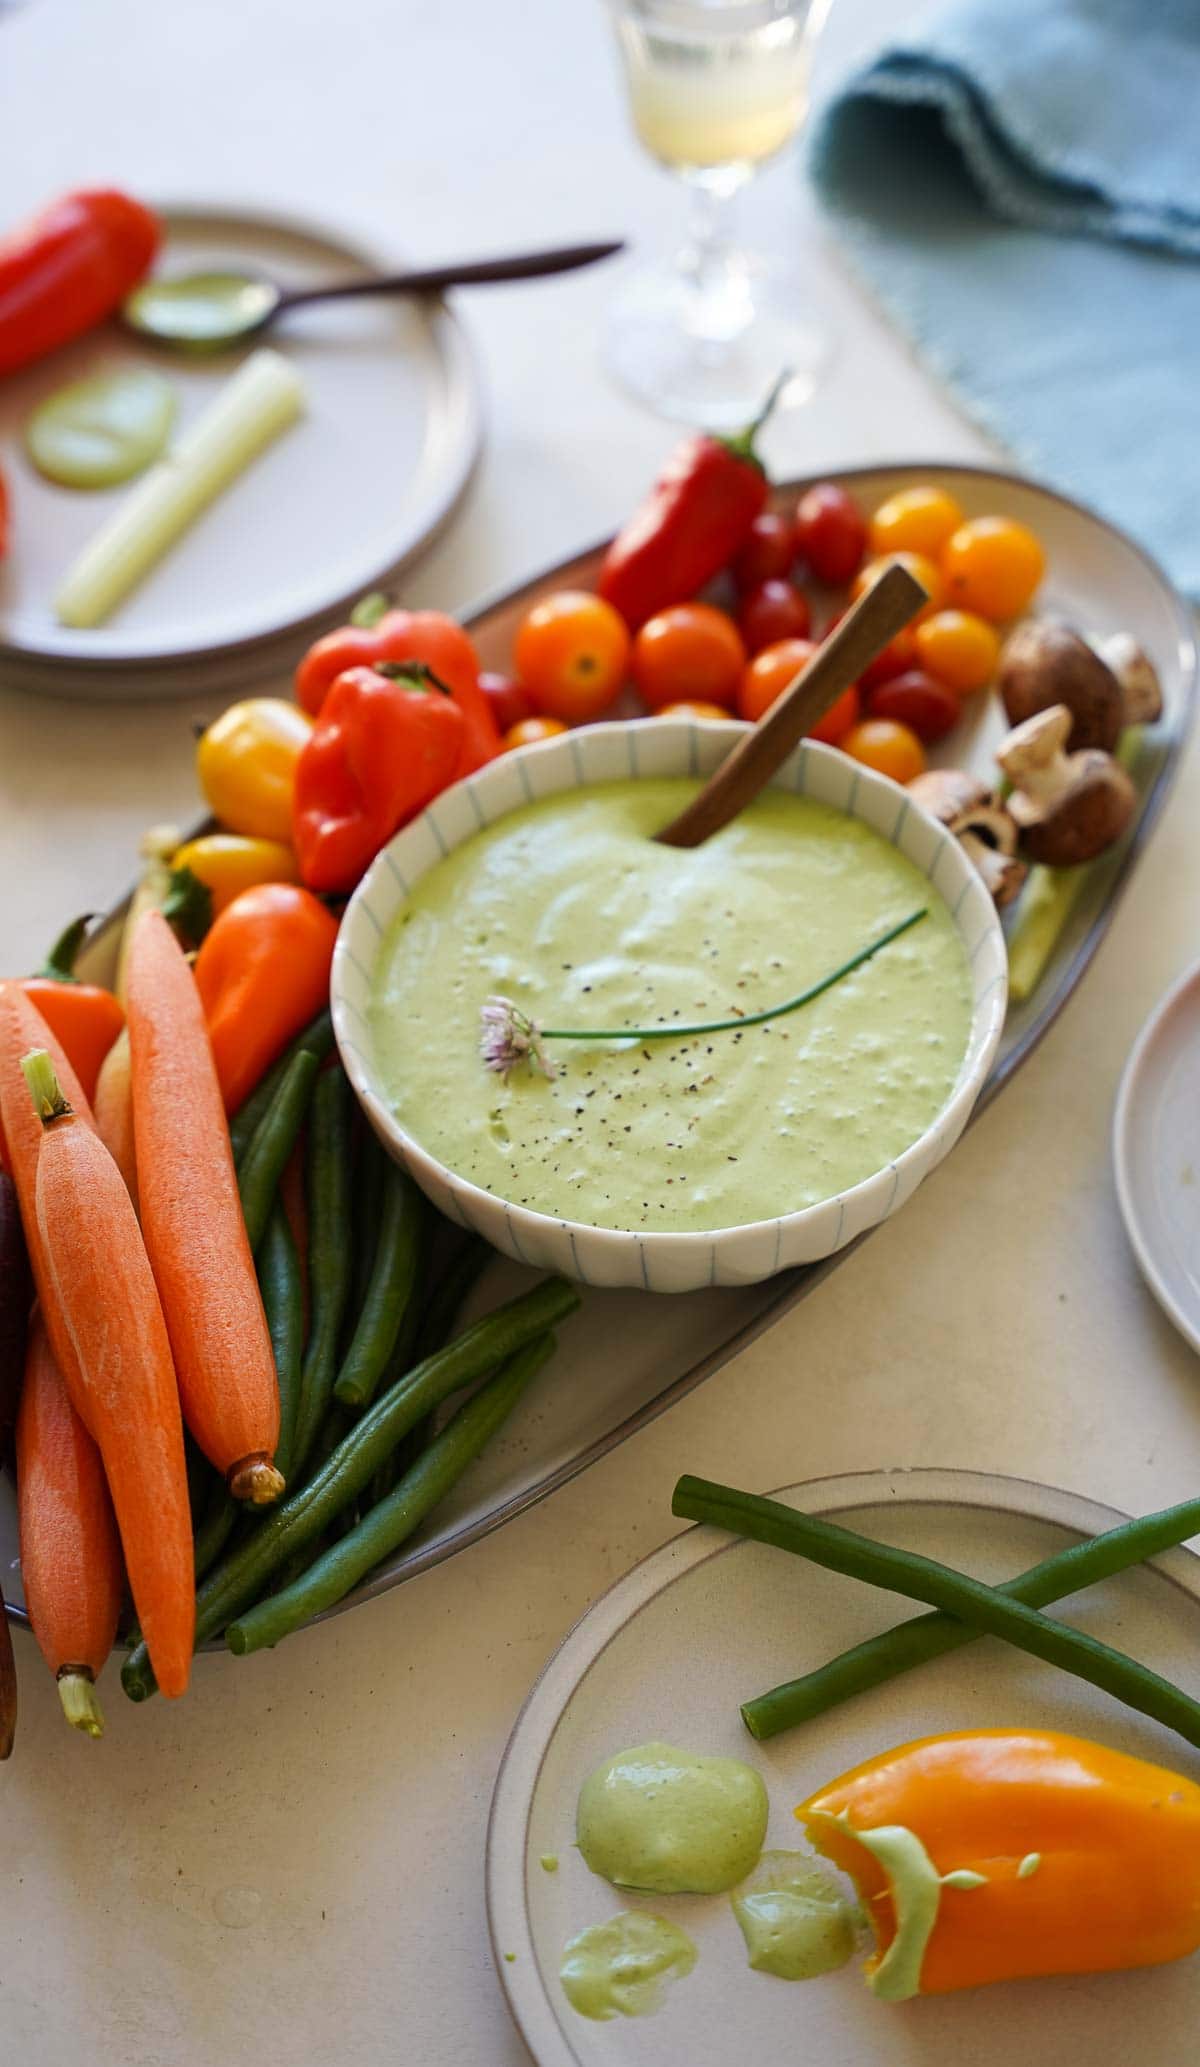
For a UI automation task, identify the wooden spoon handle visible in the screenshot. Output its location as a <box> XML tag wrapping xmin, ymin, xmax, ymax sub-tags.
<box><xmin>654</xmin><ymin>562</ymin><xmax>929</xmax><ymax>850</ymax></box>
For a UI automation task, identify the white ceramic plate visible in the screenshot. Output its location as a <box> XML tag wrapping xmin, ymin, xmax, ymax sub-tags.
<box><xmin>0</xmin><ymin>203</ymin><xmax>480</xmax><ymax>693</ymax></box>
<box><xmin>488</xmin><ymin>1469</ymin><xmax>1200</xmax><ymax>2066</ymax></box>
<box><xmin>1114</xmin><ymin>959</ymin><xmax>1200</xmax><ymax>1355</ymax></box>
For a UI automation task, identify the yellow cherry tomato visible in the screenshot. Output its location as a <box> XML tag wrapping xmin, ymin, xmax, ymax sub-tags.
<box><xmin>869</xmin><ymin>485</ymin><xmax>964</xmax><ymax>561</ymax></box>
<box><xmin>653</xmin><ymin>700</ymin><xmax>731</xmax><ymax>721</ymax></box>
<box><xmin>913</xmin><ymin>609</ymin><xmax>1001</xmax><ymax>693</ymax></box>
<box><xmin>502</xmin><ymin>715</ymin><xmax>569</xmax><ymax>751</ymax></box>
<box><xmin>941</xmin><ymin>516</ymin><xmax>1045</xmax><ymax>620</ymax></box>
<box><xmin>171</xmin><ymin>832</ymin><xmax>299</xmax><ymax>915</ymax></box>
<box><xmin>196</xmin><ymin>698</ymin><xmax>313</xmax><ymax>844</ymax></box>
<box><xmin>842</xmin><ymin>717</ymin><xmax>926</xmax><ymax>785</ymax></box>
<box><xmin>851</xmin><ymin>551</ymin><xmax>945</xmax><ymax>623</ymax></box>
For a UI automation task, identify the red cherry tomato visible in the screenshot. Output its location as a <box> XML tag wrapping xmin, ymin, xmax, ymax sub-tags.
<box><xmin>810</xmin><ymin>685</ymin><xmax>861</xmax><ymax>746</ymax></box>
<box><xmin>794</xmin><ymin>482</ymin><xmax>867</xmax><ymax>586</ymax></box>
<box><xmin>738</xmin><ymin>578</ymin><xmax>812</xmax><ymax>655</ymax></box>
<box><xmin>514</xmin><ymin>590</ymin><xmax>630</xmax><ymax>722</ymax></box>
<box><xmin>478</xmin><ymin>669</ymin><xmax>533</xmax><ymax>733</ymax></box>
<box><xmin>502</xmin><ymin>716</ymin><xmax>568</xmax><ymax>751</ymax></box>
<box><xmin>865</xmin><ymin>669</ymin><xmax>961</xmax><ymax>743</ymax></box>
<box><xmin>631</xmin><ymin>602</ymin><xmax>746</xmax><ymax>712</ymax></box>
<box><xmin>732</xmin><ymin>511</ymin><xmax>795</xmax><ymax>592</ymax></box>
<box><xmin>858</xmin><ymin>626</ymin><xmax>919</xmax><ymax>692</ymax></box>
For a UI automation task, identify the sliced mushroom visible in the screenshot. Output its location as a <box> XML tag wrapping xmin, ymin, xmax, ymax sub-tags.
<box><xmin>1091</xmin><ymin>631</ymin><xmax>1163</xmax><ymax>727</ymax></box>
<box><xmin>907</xmin><ymin>768</ymin><xmax>1028</xmax><ymax>907</ymax></box>
<box><xmin>996</xmin><ymin>704</ymin><xmax>1136</xmax><ymax>866</ymax></box>
<box><xmin>999</xmin><ymin>619</ymin><xmax>1123</xmax><ymax>752</ymax></box>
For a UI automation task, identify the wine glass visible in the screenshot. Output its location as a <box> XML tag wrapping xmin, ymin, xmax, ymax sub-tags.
<box><xmin>604</xmin><ymin>0</ymin><xmax>830</xmax><ymax>430</ymax></box>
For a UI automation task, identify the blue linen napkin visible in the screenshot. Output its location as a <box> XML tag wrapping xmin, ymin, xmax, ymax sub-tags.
<box><xmin>810</xmin><ymin>0</ymin><xmax>1200</xmax><ymax>597</ymax></box>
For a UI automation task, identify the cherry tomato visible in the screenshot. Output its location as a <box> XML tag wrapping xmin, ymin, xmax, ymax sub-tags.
<box><xmin>478</xmin><ymin>669</ymin><xmax>533</xmax><ymax>732</ymax></box>
<box><xmin>941</xmin><ymin>515</ymin><xmax>1046</xmax><ymax>621</ymax></box>
<box><xmin>794</xmin><ymin>481</ymin><xmax>867</xmax><ymax>585</ymax></box>
<box><xmin>858</xmin><ymin>625</ymin><xmax>919</xmax><ymax>691</ymax></box>
<box><xmin>737</xmin><ymin>638</ymin><xmax>816</xmax><ymax>722</ymax></box>
<box><xmin>732</xmin><ymin>510</ymin><xmax>795</xmax><ymax>592</ymax></box>
<box><xmin>913</xmin><ymin>608</ymin><xmax>1000</xmax><ymax>693</ymax></box>
<box><xmin>503</xmin><ymin>715</ymin><xmax>568</xmax><ymax>751</ymax></box>
<box><xmin>632</xmin><ymin>602</ymin><xmax>746</xmax><ymax>712</ymax></box>
<box><xmin>865</xmin><ymin>669</ymin><xmax>961</xmax><ymax>743</ymax></box>
<box><xmin>514</xmin><ymin>590</ymin><xmax>630</xmax><ymax>722</ymax></box>
<box><xmin>869</xmin><ymin>484</ymin><xmax>964</xmax><ymax>560</ymax></box>
<box><xmin>654</xmin><ymin>700</ymin><xmax>731</xmax><ymax>721</ymax></box>
<box><xmin>738</xmin><ymin>577</ymin><xmax>812</xmax><ymax>656</ymax></box>
<box><xmin>851</xmin><ymin>550</ymin><xmax>944</xmax><ymax>622</ymax></box>
<box><xmin>842</xmin><ymin>717</ymin><xmax>926</xmax><ymax>785</ymax></box>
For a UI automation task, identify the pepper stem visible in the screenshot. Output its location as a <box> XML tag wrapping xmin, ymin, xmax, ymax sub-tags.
<box><xmin>57</xmin><ymin>1668</ymin><xmax>105</xmax><ymax>1738</ymax></box>
<box><xmin>37</xmin><ymin>912</ymin><xmax>96</xmax><ymax>985</ymax></box>
<box><xmin>374</xmin><ymin>661</ymin><xmax>454</xmax><ymax>697</ymax></box>
<box><xmin>21</xmin><ymin>1049</ymin><xmax>73</xmax><ymax>1126</ymax></box>
<box><xmin>351</xmin><ymin>590</ymin><xmax>391</xmax><ymax>629</ymax></box>
<box><xmin>723</xmin><ymin>367</ymin><xmax>793</xmax><ymax>462</ymax></box>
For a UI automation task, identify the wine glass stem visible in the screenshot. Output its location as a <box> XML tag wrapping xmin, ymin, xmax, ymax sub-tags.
<box><xmin>680</xmin><ymin>174</ymin><xmax>753</xmax><ymax>349</ymax></box>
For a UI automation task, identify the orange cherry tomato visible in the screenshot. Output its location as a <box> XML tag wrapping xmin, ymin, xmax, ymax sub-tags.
<box><xmin>502</xmin><ymin>716</ymin><xmax>569</xmax><ymax>751</ymax></box>
<box><xmin>941</xmin><ymin>516</ymin><xmax>1045</xmax><ymax>621</ymax></box>
<box><xmin>654</xmin><ymin>700</ymin><xmax>731</xmax><ymax>721</ymax></box>
<box><xmin>842</xmin><ymin>717</ymin><xmax>926</xmax><ymax>784</ymax></box>
<box><xmin>513</xmin><ymin>590</ymin><xmax>630</xmax><ymax>722</ymax></box>
<box><xmin>913</xmin><ymin>608</ymin><xmax>1000</xmax><ymax>692</ymax></box>
<box><xmin>736</xmin><ymin>637</ymin><xmax>814</xmax><ymax>722</ymax></box>
<box><xmin>869</xmin><ymin>484</ymin><xmax>964</xmax><ymax>560</ymax></box>
<box><xmin>851</xmin><ymin>551</ymin><xmax>944</xmax><ymax>623</ymax></box>
<box><xmin>632</xmin><ymin>602</ymin><xmax>746</xmax><ymax>712</ymax></box>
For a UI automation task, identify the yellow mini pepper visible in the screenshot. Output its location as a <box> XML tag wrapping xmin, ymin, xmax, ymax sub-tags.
<box><xmin>196</xmin><ymin>697</ymin><xmax>312</xmax><ymax>844</ymax></box>
<box><xmin>797</xmin><ymin>1729</ymin><xmax>1200</xmax><ymax>1999</ymax></box>
<box><xmin>172</xmin><ymin>832</ymin><xmax>298</xmax><ymax>915</ymax></box>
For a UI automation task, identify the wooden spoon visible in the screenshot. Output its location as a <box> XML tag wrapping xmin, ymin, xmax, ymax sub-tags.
<box><xmin>654</xmin><ymin>561</ymin><xmax>928</xmax><ymax>849</ymax></box>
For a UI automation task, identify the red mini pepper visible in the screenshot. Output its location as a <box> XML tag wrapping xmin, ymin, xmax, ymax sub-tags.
<box><xmin>292</xmin><ymin>663</ymin><xmax>467</xmax><ymax>895</ymax></box>
<box><xmin>18</xmin><ymin>916</ymin><xmax>125</xmax><ymax>1103</ymax></box>
<box><xmin>0</xmin><ymin>189</ymin><xmax>161</xmax><ymax>379</ymax></box>
<box><xmin>294</xmin><ymin>599</ymin><xmax>499</xmax><ymax>776</ymax></box>
<box><xmin>597</xmin><ymin>376</ymin><xmax>788</xmax><ymax>632</ymax></box>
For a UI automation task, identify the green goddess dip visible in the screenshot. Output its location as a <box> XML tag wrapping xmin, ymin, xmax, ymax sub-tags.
<box><xmin>369</xmin><ymin>778</ymin><xmax>972</xmax><ymax>1233</ymax></box>
<box><xmin>560</xmin><ymin>1911</ymin><xmax>696</xmax><ymax>2019</ymax></box>
<box><xmin>576</xmin><ymin>1740</ymin><xmax>768</xmax><ymax>1894</ymax></box>
<box><xmin>731</xmin><ymin>1849</ymin><xmax>859</xmax><ymax>1980</ymax></box>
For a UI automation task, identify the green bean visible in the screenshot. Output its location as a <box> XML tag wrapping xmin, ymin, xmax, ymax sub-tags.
<box><xmin>121</xmin><ymin>1276</ymin><xmax>579</xmax><ymax>1700</ymax></box>
<box><xmin>260</xmin><ymin>1203</ymin><xmax>304</xmax><ymax>1485</ymax></box>
<box><xmin>193</xmin><ymin>1478</ymin><xmax>238</xmax><ymax>1582</ymax></box>
<box><xmin>229</xmin><ymin>1008</ymin><xmax>335</xmax><ymax>1164</ymax></box>
<box><xmin>348</xmin><ymin>1128</ymin><xmax>387</xmax><ymax>1323</ymax></box>
<box><xmin>366</xmin><ymin>1214</ymin><xmax>435</xmax><ymax>1508</ymax></box>
<box><xmin>237</xmin><ymin>1050</ymin><xmax>320</xmax><ymax>1253</ymax></box>
<box><xmin>413</xmin><ymin>1236</ymin><xmax>491</xmax><ymax>1365</ymax></box>
<box><xmin>228</xmin><ymin>1335</ymin><xmax>554</xmax><ymax>1655</ymax></box>
<box><xmin>290</xmin><ymin>1068</ymin><xmax>353</xmax><ymax>1477</ymax></box>
<box><xmin>671</xmin><ymin>1477</ymin><xmax>1200</xmax><ymax>1755</ymax></box>
<box><xmin>333</xmin><ymin>1164</ymin><xmax>425</xmax><ymax>1411</ymax></box>
<box><xmin>742</xmin><ymin>1492</ymin><xmax>1200</xmax><ymax>1740</ymax></box>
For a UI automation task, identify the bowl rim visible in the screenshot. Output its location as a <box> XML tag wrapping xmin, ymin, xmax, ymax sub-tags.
<box><xmin>331</xmin><ymin>716</ymin><xmax>1007</xmax><ymax>1258</ymax></box>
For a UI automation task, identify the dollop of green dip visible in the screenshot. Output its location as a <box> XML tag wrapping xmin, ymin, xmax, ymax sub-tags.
<box><xmin>25</xmin><ymin>369</ymin><xmax>176</xmax><ymax>488</ymax></box>
<box><xmin>731</xmin><ymin>1849</ymin><xmax>858</xmax><ymax>1980</ymax></box>
<box><xmin>560</xmin><ymin>1911</ymin><xmax>696</xmax><ymax>2020</ymax></box>
<box><xmin>577</xmin><ymin>1741</ymin><xmax>768</xmax><ymax>1895</ymax></box>
<box><xmin>123</xmin><ymin>271</ymin><xmax>276</xmax><ymax>348</ymax></box>
<box><xmin>370</xmin><ymin>780</ymin><xmax>972</xmax><ymax>1232</ymax></box>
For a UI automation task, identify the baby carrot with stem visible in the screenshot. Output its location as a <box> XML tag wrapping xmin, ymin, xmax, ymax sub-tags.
<box><xmin>126</xmin><ymin>910</ymin><xmax>283</xmax><ymax>1504</ymax></box>
<box><xmin>22</xmin><ymin>1049</ymin><xmax>194</xmax><ymax>1698</ymax></box>
<box><xmin>93</xmin><ymin>1026</ymin><xmax>137</xmax><ymax>1207</ymax></box>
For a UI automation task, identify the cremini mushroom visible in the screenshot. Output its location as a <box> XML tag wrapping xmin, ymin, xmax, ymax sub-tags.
<box><xmin>907</xmin><ymin>768</ymin><xmax>1028</xmax><ymax>907</ymax></box>
<box><xmin>998</xmin><ymin>619</ymin><xmax>1123</xmax><ymax>752</ymax></box>
<box><xmin>1091</xmin><ymin>631</ymin><xmax>1163</xmax><ymax>727</ymax></box>
<box><xmin>996</xmin><ymin>703</ymin><xmax>1136</xmax><ymax>866</ymax></box>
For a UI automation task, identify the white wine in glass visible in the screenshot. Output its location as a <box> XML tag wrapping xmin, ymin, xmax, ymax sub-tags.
<box><xmin>605</xmin><ymin>0</ymin><xmax>830</xmax><ymax>429</ymax></box>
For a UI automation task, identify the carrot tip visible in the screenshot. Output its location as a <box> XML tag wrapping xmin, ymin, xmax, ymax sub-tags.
<box><xmin>228</xmin><ymin>1455</ymin><xmax>286</xmax><ymax>1506</ymax></box>
<box><xmin>57</xmin><ymin>1668</ymin><xmax>105</xmax><ymax>1739</ymax></box>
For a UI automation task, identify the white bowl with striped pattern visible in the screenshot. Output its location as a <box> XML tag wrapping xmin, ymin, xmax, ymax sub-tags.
<box><xmin>331</xmin><ymin>719</ymin><xmax>1007</xmax><ymax>1293</ymax></box>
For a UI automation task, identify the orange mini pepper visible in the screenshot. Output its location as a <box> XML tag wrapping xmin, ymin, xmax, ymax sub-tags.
<box><xmin>19</xmin><ymin>916</ymin><xmax>124</xmax><ymax>1104</ymax></box>
<box><xmin>193</xmin><ymin>883</ymin><xmax>338</xmax><ymax>1114</ymax></box>
<box><xmin>798</xmin><ymin>1729</ymin><xmax>1200</xmax><ymax>1999</ymax></box>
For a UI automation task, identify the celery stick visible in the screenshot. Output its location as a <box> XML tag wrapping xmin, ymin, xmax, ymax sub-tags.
<box><xmin>1006</xmin><ymin>728</ymin><xmax>1144</xmax><ymax>1004</ymax></box>
<box><xmin>55</xmin><ymin>348</ymin><xmax>305</xmax><ymax>628</ymax></box>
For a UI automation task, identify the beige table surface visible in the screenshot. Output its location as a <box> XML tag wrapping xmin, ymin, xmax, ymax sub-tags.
<box><xmin>1</xmin><ymin>2</ymin><xmax>1198</xmax><ymax>2062</ymax></box>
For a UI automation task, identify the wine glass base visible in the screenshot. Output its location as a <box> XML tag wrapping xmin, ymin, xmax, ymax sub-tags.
<box><xmin>604</xmin><ymin>257</ymin><xmax>831</xmax><ymax>431</ymax></box>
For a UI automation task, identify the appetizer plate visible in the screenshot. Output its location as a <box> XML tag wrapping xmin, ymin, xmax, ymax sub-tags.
<box><xmin>1113</xmin><ymin>957</ymin><xmax>1200</xmax><ymax>1355</ymax></box>
<box><xmin>0</xmin><ymin>203</ymin><xmax>481</xmax><ymax>694</ymax></box>
<box><xmin>487</xmin><ymin>1468</ymin><xmax>1200</xmax><ymax>2067</ymax></box>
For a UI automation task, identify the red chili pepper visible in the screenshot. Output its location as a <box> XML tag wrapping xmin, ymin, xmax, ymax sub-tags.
<box><xmin>0</xmin><ymin>189</ymin><xmax>161</xmax><ymax>379</ymax></box>
<box><xmin>597</xmin><ymin>376</ymin><xmax>787</xmax><ymax>632</ymax></box>
<box><xmin>18</xmin><ymin>916</ymin><xmax>125</xmax><ymax>1103</ymax></box>
<box><xmin>292</xmin><ymin>663</ymin><xmax>467</xmax><ymax>894</ymax></box>
<box><xmin>293</xmin><ymin>598</ymin><xmax>499</xmax><ymax>777</ymax></box>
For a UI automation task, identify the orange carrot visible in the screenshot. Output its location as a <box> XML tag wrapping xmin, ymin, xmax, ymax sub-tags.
<box><xmin>0</xmin><ymin>983</ymin><xmax>96</xmax><ymax>1431</ymax></box>
<box><xmin>22</xmin><ymin>1049</ymin><xmax>193</xmax><ymax>1699</ymax></box>
<box><xmin>94</xmin><ymin>1026</ymin><xmax>137</xmax><ymax>1209</ymax></box>
<box><xmin>17</xmin><ymin>1314</ymin><xmax>123</xmax><ymax>1736</ymax></box>
<box><xmin>126</xmin><ymin>911</ymin><xmax>283</xmax><ymax>1504</ymax></box>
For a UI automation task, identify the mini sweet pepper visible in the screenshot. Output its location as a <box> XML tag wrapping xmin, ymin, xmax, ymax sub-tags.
<box><xmin>797</xmin><ymin>1728</ymin><xmax>1200</xmax><ymax>1999</ymax></box>
<box><xmin>292</xmin><ymin>663</ymin><xmax>467</xmax><ymax>895</ymax></box>
<box><xmin>293</xmin><ymin>600</ymin><xmax>499</xmax><ymax>775</ymax></box>
<box><xmin>18</xmin><ymin>916</ymin><xmax>124</xmax><ymax>1103</ymax></box>
<box><xmin>193</xmin><ymin>882</ymin><xmax>338</xmax><ymax>1113</ymax></box>
<box><xmin>196</xmin><ymin>697</ymin><xmax>314</xmax><ymax>845</ymax></box>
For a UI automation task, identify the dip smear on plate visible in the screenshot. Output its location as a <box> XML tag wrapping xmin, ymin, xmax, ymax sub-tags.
<box><xmin>369</xmin><ymin>778</ymin><xmax>972</xmax><ymax>1233</ymax></box>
